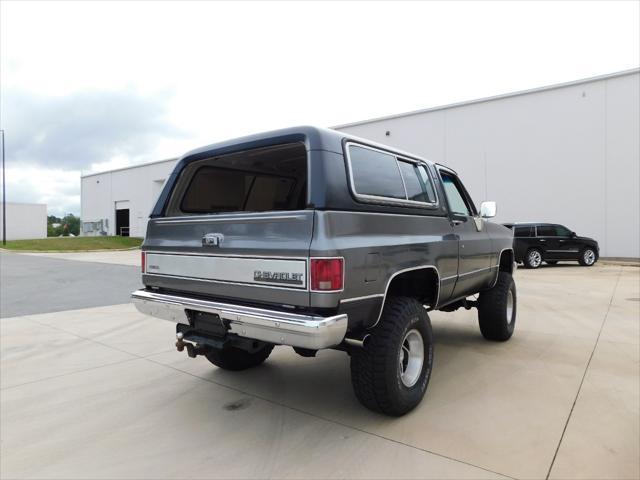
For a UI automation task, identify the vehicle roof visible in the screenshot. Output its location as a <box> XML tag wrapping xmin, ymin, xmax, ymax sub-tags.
<box><xmin>153</xmin><ymin>126</ymin><xmax>447</xmax><ymax>219</ymax></box>
<box><xmin>503</xmin><ymin>222</ymin><xmax>565</xmax><ymax>227</ymax></box>
<box><xmin>178</xmin><ymin>125</ymin><xmax>436</xmax><ymax>166</ymax></box>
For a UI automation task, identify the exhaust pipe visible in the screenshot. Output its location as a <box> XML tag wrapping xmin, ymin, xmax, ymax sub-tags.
<box><xmin>343</xmin><ymin>334</ymin><xmax>370</xmax><ymax>348</ymax></box>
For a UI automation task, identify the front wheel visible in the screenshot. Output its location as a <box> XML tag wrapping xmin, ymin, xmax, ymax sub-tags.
<box><xmin>478</xmin><ymin>271</ymin><xmax>516</xmax><ymax>341</ymax></box>
<box><xmin>350</xmin><ymin>296</ymin><xmax>433</xmax><ymax>416</ymax></box>
<box><xmin>578</xmin><ymin>248</ymin><xmax>597</xmax><ymax>266</ymax></box>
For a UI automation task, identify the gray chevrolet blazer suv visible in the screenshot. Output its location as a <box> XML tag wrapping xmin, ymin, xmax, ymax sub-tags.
<box><xmin>132</xmin><ymin>126</ymin><xmax>516</xmax><ymax>416</ymax></box>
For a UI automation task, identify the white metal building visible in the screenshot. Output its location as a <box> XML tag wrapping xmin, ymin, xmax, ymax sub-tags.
<box><xmin>336</xmin><ymin>69</ymin><xmax>640</xmax><ymax>259</ymax></box>
<box><xmin>81</xmin><ymin>159</ymin><xmax>176</xmax><ymax>238</ymax></box>
<box><xmin>0</xmin><ymin>202</ymin><xmax>47</xmax><ymax>240</ymax></box>
<box><xmin>80</xmin><ymin>69</ymin><xmax>639</xmax><ymax>258</ymax></box>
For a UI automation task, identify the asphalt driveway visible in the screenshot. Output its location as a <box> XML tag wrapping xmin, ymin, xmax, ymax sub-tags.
<box><xmin>0</xmin><ymin>251</ymin><xmax>141</xmax><ymax>318</ymax></box>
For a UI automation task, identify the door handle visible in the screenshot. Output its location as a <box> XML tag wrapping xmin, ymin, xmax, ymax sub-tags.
<box><xmin>452</xmin><ymin>220</ymin><xmax>463</xmax><ymax>226</ymax></box>
<box><xmin>539</xmin><ymin>239</ymin><xmax>546</xmax><ymax>242</ymax></box>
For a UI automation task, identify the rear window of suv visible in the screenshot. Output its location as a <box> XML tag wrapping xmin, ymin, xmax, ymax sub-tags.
<box><xmin>170</xmin><ymin>142</ymin><xmax>307</xmax><ymax>215</ymax></box>
<box><xmin>514</xmin><ymin>226</ymin><xmax>533</xmax><ymax>237</ymax></box>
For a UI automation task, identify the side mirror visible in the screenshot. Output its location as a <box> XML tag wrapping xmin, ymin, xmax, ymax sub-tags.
<box><xmin>480</xmin><ymin>201</ymin><xmax>497</xmax><ymax>218</ymax></box>
<box><xmin>571</xmin><ymin>231</ymin><xmax>577</xmax><ymax>238</ymax></box>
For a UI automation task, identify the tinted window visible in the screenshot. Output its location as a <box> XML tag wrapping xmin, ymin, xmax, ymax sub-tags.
<box><xmin>514</xmin><ymin>226</ymin><xmax>532</xmax><ymax>237</ymax></box>
<box><xmin>178</xmin><ymin>143</ymin><xmax>306</xmax><ymax>214</ymax></box>
<box><xmin>555</xmin><ymin>225</ymin><xmax>572</xmax><ymax>236</ymax></box>
<box><xmin>441</xmin><ymin>172</ymin><xmax>471</xmax><ymax>216</ymax></box>
<box><xmin>417</xmin><ymin>166</ymin><xmax>437</xmax><ymax>203</ymax></box>
<box><xmin>536</xmin><ymin>226</ymin><xmax>556</xmax><ymax>237</ymax></box>
<box><xmin>397</xmin><ymin>161</ymin><xmax>436</xmax><ymax>203</ymax></box>
<box><xmin>348</xmin><ymin>145</ymin><xmax>405</xmax><ymax>199</ymax></box>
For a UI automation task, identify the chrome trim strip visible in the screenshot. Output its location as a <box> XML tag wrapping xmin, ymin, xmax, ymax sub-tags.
<box><xmin>154</xmin><ymin>212</ymin><xmax>309</xmax><ymax>225</ymax></box>
<box><xmin>457</xmin><ymin>266</ymin><xmax>495</xmax><ymax>278</ymax></box>
<box><xmin>440</xmin><ymin>274</ymin><xmax>458</xmax><ymax>282</ymax></box>
<box><xmin>320</xmin><ymin>210</ymin><xmax>448</xmax><ymax>219</ymax></box>
<box><xmin>131</xmin><ymin>289</ymin><xmax>348</xmax><ymax>350</ymax></box>
<box><xmin>143</xmin><ymin>272</ymin><xmax>310</xmax><ymax>293</ymax></box>
<box><xmin>340</xmin><ymin>293</ymin><xmax>385</xmax><ymax>304</ymax></box>
<box><xmin>489</xmin><ymin>248</ymin><xmax>514</xmax><ymax>289</ymax></box>
<box><xmin>369</xmin><ymin>265</ymin><xmax>440</xmax><ymax>329</ymax></box>
<box><xmin>344</xmin><ymin>142</ymin><xmax>440</xmax><ymax>209</ymax></box>
<box><xmin>145</xmin><ymin>253</ymin><xmax>307</xmax><ymax>289</ymax></box>
<box><xmin>144</xmin><ymin>250</ymin><xmax>309</xmax><ymax>261</ymax></box>
<box><xmin>547</xmin><ymin>249</ymin><xmax>579</xmax><ymax>253</ymax></box>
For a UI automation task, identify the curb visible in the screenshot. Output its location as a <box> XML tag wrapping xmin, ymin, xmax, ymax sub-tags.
<box><xmin>600</xmin><ymin>260</ymin><xmax>640</xmax><ymax>267</ymax></box>
<box><xmin>0</xmin><ymin>246</ymin><xmax>141</xmax><ymax>253</ymax></box>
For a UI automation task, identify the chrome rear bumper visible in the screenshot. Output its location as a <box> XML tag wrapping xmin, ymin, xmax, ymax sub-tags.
<box><xmin>131</xmin><ymin>289</ymin><xmax>348</xmax><ymax>350</ymax></box>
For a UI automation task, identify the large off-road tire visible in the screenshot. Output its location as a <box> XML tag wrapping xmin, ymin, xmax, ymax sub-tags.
<box><xmin>524</xmin><ymin>248</ymin><xmax>543</xmax><ymax>269</ymax></box>
<box><xmin>205</xmin><ymin>344</ymin><xmax>274</xmax><ymax>371</ymax></box>
<box><xmin>578</xmin><ymin>247</ymin><xmax>597</xmax><ymax>266</ymax></box>
<box><xmin>350</xmin><ymin>296</ymin><xmax>433</xmax><ymax>416</ymax></box>
<box><xmin>478</xmin><ymin>271</ymin><xmax>516</xmax><ymax>341</ymax></box>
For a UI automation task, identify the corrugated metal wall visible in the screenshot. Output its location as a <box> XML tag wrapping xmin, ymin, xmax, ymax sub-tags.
<box><xmin>337</xmin><ymin>71</ymin><xmax>640</xmax><ymax>258</ymax></box>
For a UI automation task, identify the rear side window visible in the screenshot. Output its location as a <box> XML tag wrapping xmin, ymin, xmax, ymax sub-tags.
<box><xmin>514</xmin><ymin>226</ymin><xmax>533</xmax><ymax>237</ymax></box>
<box><xmin>348</xmin><ymin>145</ymin><xmax>405</xmax><ymax>199</ymax></box>
<box><xmin>536</xmin><ymin>226</ymin><xmax>556</xmax><ymax>237</ymax></box>
<box><xmin>347</xmin><ymin>143</ymin><xmax>437</xmax><ymax>206</ymax></box>
<box><xmin>397</xmin><ymin>161</ymin><xmax>437</xmax><ymax>203</ymax></box>
<box><xmin>172</xmin><ymin>142</ymin><xmax>307</xmax><ymax>215</ymax></box>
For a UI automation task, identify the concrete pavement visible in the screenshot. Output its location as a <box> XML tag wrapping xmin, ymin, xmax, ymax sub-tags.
<box><xmin>1</xmin><ymin>256</ymin><xmax>638</xmax><ymax>479</ymax></box>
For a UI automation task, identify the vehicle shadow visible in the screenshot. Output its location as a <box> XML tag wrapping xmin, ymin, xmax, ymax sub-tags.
<box><xmin>202</xmin><ymin>318</ymin><xmax>502</xmax><ymax>420</ymax></box>
<box><xmin>524</xmin><ymin>262</ymin><xmax>584</xmax><ymax>269</ymax></box>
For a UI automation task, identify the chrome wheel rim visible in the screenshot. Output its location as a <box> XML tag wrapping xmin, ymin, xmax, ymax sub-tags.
<box><xmin>506</xmin><ymin>290</ymin><xmax>514</xmax><ymax>324</ymax></box>
<box><xmin>528</xmin><ymin>250</ymin><xmax>542</xmax><ymax>267</ymax></box>
<box><xmin>583</xmin><ymin>249</ymin><xmax>595</xmax><ymax>265</ymax></box>
<box><xmin>399</xmin><ymin>329</ymin><xmax>424</xmax><ymax>388</ymax></box>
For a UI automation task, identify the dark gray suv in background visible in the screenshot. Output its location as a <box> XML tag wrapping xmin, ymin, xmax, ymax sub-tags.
<box><xmin>132</xmin><ymin>126</ymin><xmax>516</xmax><ymax>415</ymax></box>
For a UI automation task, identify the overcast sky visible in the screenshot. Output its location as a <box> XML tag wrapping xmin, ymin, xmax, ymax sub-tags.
<box><xmin>1</xmin><ymin>0</ymin><xmax>639</xmax><ymax>216</ymax></box>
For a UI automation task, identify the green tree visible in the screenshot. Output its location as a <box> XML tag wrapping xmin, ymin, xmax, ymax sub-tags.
<box><xmin>47</xmin><ymin>213</ymin><xmax>80</xmax><ymax>236</ymax></box>
<box><xmin>61</xmin><ymin>214</ymin><xmax>80</xmax><ymax>236</ymax></box>
<box><xmin>47</xmin><ymin>214</ymin><xmax>63</xmax><ymax>237</ymax></box>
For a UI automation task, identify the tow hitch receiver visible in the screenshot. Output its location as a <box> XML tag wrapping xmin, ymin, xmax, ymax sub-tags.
<box><xmin>175</xmin><ymin>332</ymin><xmax>213</xmax><ymax>358</ymax></box>
<box><xmin>174</xmin><ymin>324</ymin><xmax>271</xmax><ymax>358</ymax></box>
<box><xmin>174</xmin><ymin>323</ymin><xmax>229</xmax><ymax>358</ymax></box>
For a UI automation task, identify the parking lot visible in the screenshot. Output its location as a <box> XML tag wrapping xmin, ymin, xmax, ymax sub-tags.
<box><xmin>1</xmin><ymin>250</ymin><xmax>638</xmax><ymax>479</ymax></box>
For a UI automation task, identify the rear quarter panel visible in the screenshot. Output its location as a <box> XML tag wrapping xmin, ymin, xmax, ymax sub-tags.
<box><xmin>310</xmin><ymin>210</ymin><xmax>458</xmax><ymax>328</ymax></box>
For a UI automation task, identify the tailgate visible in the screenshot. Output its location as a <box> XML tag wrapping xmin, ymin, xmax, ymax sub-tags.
<box><xmin>142</xmin><ymin>210</ymin><xmax>314</xmax><ymax>307</ymax></box>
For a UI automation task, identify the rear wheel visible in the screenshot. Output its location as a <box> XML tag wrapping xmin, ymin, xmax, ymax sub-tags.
<box><xmin>524</xmin><ymin>248</ymin><xmax>543</xmax><ymax>269</ymax></box>
<box><xmin>205</xmin><ymin>344</ymin><xmax>274</xmax><ymax>371</ymax></box>
<box><xmin>350</xmin><ymin>296</ymin><xmax>433</xmax><ymax>416</ymax></box>
<box><xmin>579</xmin><ymin>248</ymin><xmax>597</xmax><ymax>266</ymax></box>
<box><xmin>478</xmin><ymin>272</ymin><xmax>516</xmax><ymax>341</ymax></box>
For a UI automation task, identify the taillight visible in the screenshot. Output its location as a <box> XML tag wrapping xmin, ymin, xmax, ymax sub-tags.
<box><xmin>310</xmin><ymin>258</ymin><xmax>343</xmax><ymax>291</ymax></box>
<box><xmin>141</xmin><ymin>251</ymin><xmax>146</xmax><ymax>273</ymax></box>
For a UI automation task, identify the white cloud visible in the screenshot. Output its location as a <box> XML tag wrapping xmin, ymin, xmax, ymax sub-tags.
<box><xmin>1</xmin><ymin>0</ymin><xmax>638</xmax><ymax>216</ymax></box>
<box><xmin>5</xmin><ymin>166</ymin><xmax>81</xmax><ymax>217</ymax></box>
